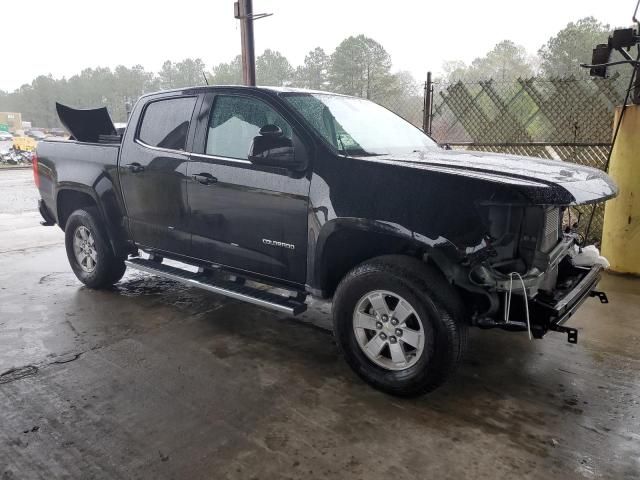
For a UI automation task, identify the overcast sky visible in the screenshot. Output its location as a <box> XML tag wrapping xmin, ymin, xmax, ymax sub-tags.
<box><xmin>1</xmin><ymin>0</ymin><xmax>633</xmax><ymax>91</ymax></box>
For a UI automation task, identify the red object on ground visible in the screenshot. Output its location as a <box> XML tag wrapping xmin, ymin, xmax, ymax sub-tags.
<box><xmin>32</xmin><ymin>152</ymin><xmax>39</xmax><ymax>188</ymax></box>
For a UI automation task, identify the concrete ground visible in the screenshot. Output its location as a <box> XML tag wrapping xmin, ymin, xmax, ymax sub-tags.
<box><xmin>0</xmin><ymin>169</ymin><xmax>639</xmax><ymax>480</ymax></box>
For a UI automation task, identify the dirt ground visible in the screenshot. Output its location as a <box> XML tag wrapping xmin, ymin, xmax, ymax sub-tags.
<box><xmin>1</xmin><ymin>169</ymin><xmax>638</xmax><ymax>479</ymax></box>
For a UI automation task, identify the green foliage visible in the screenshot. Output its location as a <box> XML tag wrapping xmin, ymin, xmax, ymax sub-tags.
<box><xmin>441</xmin><ymin>17</ymin><xmax>614</xmax><ymax>83</ymax></box>
<box><xmin>441</xmin><ymin>40</ymin><xmax>535</xmax><ymax>82</ymax></box>
<box><xmin>293</xmin><ymin>47</ymin><xmax>329</xmax><ymax>90</ymax></box>
<box><xmin>538</xmin><ymin>17</ymin><xmax>610</xmax><ymax>77</ymax></box>
<box><xmin>210</xmin><ymin>55</ymin><xmax>242</xmax><ymax>85</ymax></box>
<box><xmin>158</xmin><ymin>58</ymin><xmax>207</xmax><ymax>89</ymax></box>
<box><xmin>256</xmin><ymin>49</ymin><xmax>293</xmax><ymax>86</ymax></box>
<box><xmin>375</xmin><ymin>70</ymin><xmax>422</xmax><ymax>126</ymax></box>
<box><xmin>0</xmin><ymin>66</ymin><xmax>159</xmax><ymax>127</ymax></box>
<box><xmin>328</xmin><ymin>35</ymin><xmax>394</xmax><ymax>99</ymax></box>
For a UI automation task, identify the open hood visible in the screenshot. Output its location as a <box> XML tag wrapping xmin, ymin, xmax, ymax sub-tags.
<box><xmin>56</xmin><ymin>103</ymin><xmax>117</xmax><ymax>143</ymax></box>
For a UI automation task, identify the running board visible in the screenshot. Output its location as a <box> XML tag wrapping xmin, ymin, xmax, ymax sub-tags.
<box><xmin>125</xmin><ymin>258</ymin><xmax>307</xmax><ymax>315</ymax></box>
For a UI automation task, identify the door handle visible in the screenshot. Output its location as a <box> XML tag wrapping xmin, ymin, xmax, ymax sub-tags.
<box><xmin>125</xmin><ymin>162</ymin><xmax>145</xmax><ymax>173</ymax></box>
<box><xmin>192</xmin><ymin>173</ymin><xmax>217</xmax><ymax>185</ymax></box>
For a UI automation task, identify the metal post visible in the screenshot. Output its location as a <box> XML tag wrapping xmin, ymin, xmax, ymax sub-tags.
<box><xmin>422</xmin><ymin>80</ymin><xmax>428</xmax><ymax>133</ymax></box>
<box><xmin>236</xmin><ymin>0</ymin><xmax>256</xmax><ymax>86</ymax></box>
<box><xmin>423</xmin><ymin>72</ymin><xmax>433</xmax><ymax>135</ymax></box>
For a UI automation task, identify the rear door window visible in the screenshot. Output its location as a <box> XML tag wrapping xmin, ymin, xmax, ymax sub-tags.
<box><xmin>138</xmin><ymin>97</ymin><xmax>197</xmax><ymax>151</ymax></box>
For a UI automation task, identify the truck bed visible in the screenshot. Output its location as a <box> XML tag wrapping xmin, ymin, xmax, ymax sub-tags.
<box><xmin>35</xmin><ymin>139</ymin><xmax>126</xmax><ymax>253</ymax></box>
<box><xmin>37</xmin><ymin>139</ymin><xmax>120</xmax><ymax>207</ymax></box>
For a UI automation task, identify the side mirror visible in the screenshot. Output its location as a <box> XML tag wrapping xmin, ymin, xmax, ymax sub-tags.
<box><xmin>248</xmin><ymin>124</ymin><xmax>300</xmax><ymax>170</ymax></box>
<box><xmin>258</xmin><ymin>124</ymin><xmax>283</xmax><ymax>137</ymax></box>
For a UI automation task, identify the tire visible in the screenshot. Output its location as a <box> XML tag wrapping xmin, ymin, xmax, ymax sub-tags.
<box><xmin>332</xmin><ymin>255</ymin><xmax>468</xmax><ymax>397</ymax></box>
<box><xmin>64</xmin><ymin>207</ymin><xmax>126</xmax><ymax>289</ymax></box>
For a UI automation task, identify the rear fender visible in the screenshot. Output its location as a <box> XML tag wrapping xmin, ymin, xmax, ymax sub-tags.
<box><xmin>56</xmin><ymin>182</ymin><xmax>129</xmax><ymax>258</ymax></box>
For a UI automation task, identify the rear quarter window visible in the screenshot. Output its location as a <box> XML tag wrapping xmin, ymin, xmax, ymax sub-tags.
<box><xmin>137</xmin><ymin>96</ymin><xmax>197</xmax><ymax>151</ymax></box>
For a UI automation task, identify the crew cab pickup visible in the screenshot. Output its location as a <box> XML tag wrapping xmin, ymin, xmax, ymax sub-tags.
<box><xmin>35</xmin><ymin>86</ymin><xmax>618</xmax><ymax>396</ymax></box>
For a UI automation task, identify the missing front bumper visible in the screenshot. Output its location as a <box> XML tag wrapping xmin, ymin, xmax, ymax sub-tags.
<box><xmin>533</xmin><ymin>264</ymin><xmax>602</xmax><ymax>324</ymax></box>
<box><xmin>547</xmin><ymin>290</ymin><xmax>608</xmax><ymax>344</ymax></box>
<box><xmin>476</xmin><ymin>263</ymin><xmax>607</xmax><ymax>343</ymax></box>
<box><xmin>530</xmin><ymin>264</ymin><xmax>604</xmax><ymax>342</ymax></box>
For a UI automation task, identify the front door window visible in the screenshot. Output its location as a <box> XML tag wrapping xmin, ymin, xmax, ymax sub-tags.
<box><xmin>206</xmin><ymin>95</ymin><xmax>292</xmax><ymax>160</ymax></box>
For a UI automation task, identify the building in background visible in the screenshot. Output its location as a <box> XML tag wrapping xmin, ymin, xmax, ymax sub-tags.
<box><xmin>0</xmin><ymin>112</ymin><xmax>23</xmax><ymax>133</ymax></box>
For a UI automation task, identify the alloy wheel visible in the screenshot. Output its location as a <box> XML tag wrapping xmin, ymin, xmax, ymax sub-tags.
<box><xmin>352</xmin><ymin>290</ymin><xmax>426</xmax><ymax>371</ymax></box>
<box><xmin>73</xmin><ymin>225</ymin><xmax>97</xmax><ymax>273</ymax></box>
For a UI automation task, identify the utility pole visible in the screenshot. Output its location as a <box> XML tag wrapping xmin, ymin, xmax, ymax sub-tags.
<box><xmin>234</xmin><ymin>1</ymin><xmax>271</xmax><ymax>87</ymax></box>
<box><xmin>235</xmin><ymin>0</ymin><xmax>256</xmax><ymax>86</ymax></box>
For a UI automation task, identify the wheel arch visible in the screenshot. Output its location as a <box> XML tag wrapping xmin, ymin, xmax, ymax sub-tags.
<box><xmin>311</xmin><ymin>218</ymin><xmax>461</xmax><ymax>298</ymax></box>
<box><xmin>56</xmin><ymin>185</ymin><xmax>130</xmax><ymax>258</ymax></box>
<box><xmin>56</xmin><ymin>186</ymin><xmax>99</xmax><ymax>230</ymax></box>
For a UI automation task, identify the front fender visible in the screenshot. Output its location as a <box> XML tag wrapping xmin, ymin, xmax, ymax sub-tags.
<box><xmin>309</xmin><ymin>217</ymin><xmax>462</xmax><ymax>295</ymax></box>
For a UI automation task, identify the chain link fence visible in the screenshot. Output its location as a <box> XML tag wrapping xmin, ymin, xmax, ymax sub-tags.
<box><xmin>431</xmin><ymin>74</ymin><xmax>626</xmax><ymax>143</ymax></box>
<box><xmin>381</xmin><ymin>74</ymin><xmax>627</xmax><ymax>244</ymax></box>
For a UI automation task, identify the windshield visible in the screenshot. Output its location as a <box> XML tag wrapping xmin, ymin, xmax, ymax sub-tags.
<box><xmin>283</xmin><ymin>93</ymin><xmax>437</xmax><ymax>156</ymax></box>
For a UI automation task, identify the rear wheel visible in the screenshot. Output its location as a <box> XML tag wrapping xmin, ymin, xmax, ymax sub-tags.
<box><xmin>64</xmin><ymin>207</ymin><xmax>126</xmax><ymax>289</ymax></box>
<box><xmin>332</xmin><ymin>255</ymin><xmax>467</xmax><ymax>397</ymax></box>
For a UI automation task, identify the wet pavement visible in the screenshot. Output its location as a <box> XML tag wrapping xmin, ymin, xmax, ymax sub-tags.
<box><xmin>0</xmin><ymin>169</ymin><xmax>639</xmax><ymax>479</ymax></box>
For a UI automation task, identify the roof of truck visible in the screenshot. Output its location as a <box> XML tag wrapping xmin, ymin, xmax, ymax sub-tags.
<box><xmin>139</xmin><ymin>85</ymin><xmax>349</xmax><ymax>100</ymax></box>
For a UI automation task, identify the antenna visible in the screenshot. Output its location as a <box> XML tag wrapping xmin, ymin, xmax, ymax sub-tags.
<box><xmin>202</xmin><ymin>71</ymin><xmax>210</xmax><ymax>86</ymax></box>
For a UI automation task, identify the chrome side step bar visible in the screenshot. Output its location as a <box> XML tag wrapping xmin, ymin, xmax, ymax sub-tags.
<box><xmin>125</xmin><ymin>258</ymin><xmax>307</xmax><ymax>315</ymax></box>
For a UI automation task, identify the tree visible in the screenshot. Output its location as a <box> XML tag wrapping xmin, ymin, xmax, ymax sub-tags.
<box><xmin>158</xmin><ymin>58</ymin><xmax>207</xmax><ymax>89</ymax></box>
<box><xmin>211</xmin><ymin>55</ymin><xmax>242</xmax><ymax>85</ymax></box>
<box><xmin>376</xmin><ymin>70</ymin><xmax>423</xmax><ymax>127</ymax></box>
<box><xmin>0</xmin><ymin>65</ymin><xmax>160</xmax><ymax>127</ymax></box>
<box><xmin>111</xmin><ymin>65</ymin><xmax>158</xmax><ymax>121</ymax></box>
<box><xmin>538</xmin><ymin>17</ymin><xmax>610</xmax><ymax>77</ymax></box>
<box><xmin>328</xmin><ymin>35</ymin><xmax>395</xmax><ymax>99</ymax></box>
<box><xmin>256</xmin><ymin>49</ymin><xmax>293</xmax><ymax>86</ymax></box>
<box><xmin>441</xmin><ymin>40</ymin><xmax>535</xmax><ymax>82</ymax></box>
<box><xmin>473</xmin><ymin>41</ymin><xmax>535</xmax><ymax>80</ymax></box>
<box><xmin>441</xmin><ymin>60</ymin><xmax>470</xmax><ymax>83</ymax></box>
<box><xmin>158</xmin><ymin>61</ymin><xmax>178</xmax><ymax>89</ymax></box>
<box><xmin>64</xmin><ymin>67</ymin><xmax>116</xmax><ymax>110</ymax></box>
<box><xmin>293</xmin><ymin>47</ymin><xmax>329</xmax><ymax>90</ymax></box>
<box><xmin>5</xmin><ymin>76</ymin><xmax>52</xmax><ymax>128</ymax></box>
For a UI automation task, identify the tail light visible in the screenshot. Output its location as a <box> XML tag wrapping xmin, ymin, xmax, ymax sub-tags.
<box><xmin>32</xmin><ymin>152</ymin><xmax>40</xmax><ymax>188</ymax></box>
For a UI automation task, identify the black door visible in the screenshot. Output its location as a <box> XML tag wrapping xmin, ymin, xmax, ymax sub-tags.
<box><xmin>119</xmin><ymin>95</ymin><xmax>197</xmax><ymax>255</ymax></box>
<box><xmin>187</xmin><ymin>92</ymin><xmax>310</xmax><ymax>285</ymax></box>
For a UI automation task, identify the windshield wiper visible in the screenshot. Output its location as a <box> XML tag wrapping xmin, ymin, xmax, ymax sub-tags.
<box><xmin>335</xmin><ymin>134</ymin><xmax>383</xmax><ymax>156</ymax></box>
<box><xmin>338</xmin><ymin>149</ymin><xmax>385</xmax><ymax>157</ymax></box>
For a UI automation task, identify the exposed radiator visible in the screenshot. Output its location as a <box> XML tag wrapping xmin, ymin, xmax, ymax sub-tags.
<box><xmin>540</xmin><ymin>208</ymin><xmax>561</xmax><ymax>253</ymax></box>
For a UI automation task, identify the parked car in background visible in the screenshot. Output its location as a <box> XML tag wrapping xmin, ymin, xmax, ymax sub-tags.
<box><xmin>48</xmin><ymin>128</ymin><xmax>67</xmax><ymax>137</ymax></box>
<box><xmin>34</xmin><ymin>87</ymin><xmax>617</xmax><ymax>396</ymax></box>
<box><xmin>26</xmin><ymin>130</ymin><xmax>48</xmax><ymax>141</ymax></box>
<box><xmin>0</xmin><ymin>131</ymin><xmax>13</xmax><ymax>141</ymax></box>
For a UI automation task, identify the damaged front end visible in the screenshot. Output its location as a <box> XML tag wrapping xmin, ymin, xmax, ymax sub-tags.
<box><xmin>463</xmin><ymin>204</ymin><xmax>610</xmax><ymax>343</ymax></box>
<box><xmin>385</xmin><ymin>146</ymin><xmax>619</xmax><ymax>343</ymax></box>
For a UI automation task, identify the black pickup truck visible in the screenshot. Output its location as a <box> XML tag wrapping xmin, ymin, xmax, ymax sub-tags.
<box><xmin>35</xmin><ymin>86</ymin><xmax>617</xmax><ymax>396</ymax></box>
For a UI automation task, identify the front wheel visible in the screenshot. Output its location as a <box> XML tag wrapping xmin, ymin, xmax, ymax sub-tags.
<box><xmin>332</xmin><ymin>255</ymin><xmax>467</xmax><ymax>397</ymax></box>
<box><xmin>64</xmin><ymin>207</ymin><xmax>126</xmax><ymax>289</ymax></box>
